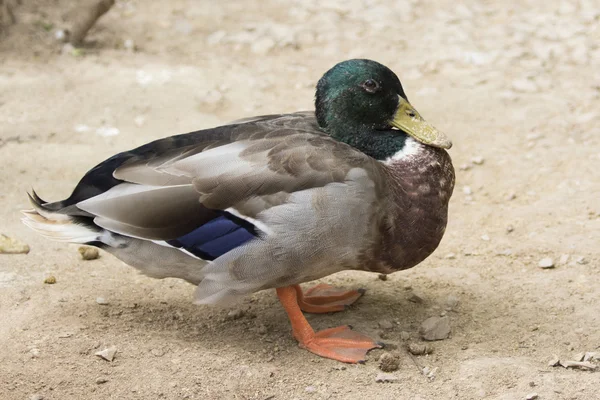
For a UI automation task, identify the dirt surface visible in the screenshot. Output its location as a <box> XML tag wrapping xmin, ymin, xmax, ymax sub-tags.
<box><xmin>1</xmin><ymin>1</ymin><xmax>599</xmax><ymax>399</ymax></box>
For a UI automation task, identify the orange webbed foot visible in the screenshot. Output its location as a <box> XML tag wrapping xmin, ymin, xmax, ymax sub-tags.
<box><xmin>299</xmin><ymin>325</ymin><xmax>382</xmax><ymax>363</ymax></box>
<box><xmin>277</xmin><ymin>286</ymin><xmax>381</xmax><ymax>364</ymax></box>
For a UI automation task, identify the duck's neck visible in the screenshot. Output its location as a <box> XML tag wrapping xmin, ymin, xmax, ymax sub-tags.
<box><xmin>326</xmin><ymin>124</ymin><xmax>410</xmax><ymax>161</ymax></box>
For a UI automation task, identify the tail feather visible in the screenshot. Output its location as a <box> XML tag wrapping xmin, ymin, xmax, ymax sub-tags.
<box><xmin>26</xmin><ymin>190</ymin><xmax>69</xmax><ymax>221</ymax></box>
<box><xmin>21</xmin><ymin>190</ymin><xmax>101</xmax><ymax>243</ymax></box>
<box><xmin>30</xmin><ymin>189</ymin><xmax>47</xmax><ymax>206</ymax></box>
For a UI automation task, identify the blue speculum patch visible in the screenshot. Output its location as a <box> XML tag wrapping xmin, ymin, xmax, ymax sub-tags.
<box><xmin>167</xmin><ymin>214</ymin><xmax>257</xmax><ymax>260</ymax></box>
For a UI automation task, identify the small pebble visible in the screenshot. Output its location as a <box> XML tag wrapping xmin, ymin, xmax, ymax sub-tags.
<box><xmin>408</xmin><ymin>343</ymin><xmax>434</xmax><ymax>356</ymax></box>
<box><xmin>226</xmin><ymin>309</ymin><xmax>245</xmax><ymax>320</ymax></box>
<box><xmin>462</xmin><ymin>186</ymin><xmax>472</xmax><ymax>195</ymax></box>
<box><xmin>422</xmin><ymin>366</ymin><xmax>438</xmax><ymax>380</ymax></box>
<box><xmin>95</xmin><ymin>346</ymin><xmax>117</xmax><ymax>362</ymax></box>
<box><xmin>96</xmin><ymin>126</ymin><xmax>120</xmax><ymax>137</ymax></box>
<box><xmin>378</xmin><ymin>320</ymin><xmax>394</xmax><ymax>330</ymax></box>
<box><xmin>0</xmin><ymin>234</ymin><xmax>30</xmax><ymax>254</ymax></box>
<box><xmin>445</xmin><ymin>253</ymin><xmax>456</xmax><ymax>259</ymax></box>
<box><xmin>378</xmin><ymin>274</ymin><xmax>388</xmax><ymax>281</ymax></box>
<box><xmin>134</xmin><ymin>115</ymin><xmax>146</xmax><ymax>127</ymax></box>
<box><xmin>526</xmin><ymin>393</ymin><xmax>539</xmax><ymax>400</ymax></box>
<box><xmin>408</xmin><ymin>293</ymin><xmax>424</xmax><ymax>304</ymax></box>
<box><xmin>305</xmin><ymin>386</ymin><xmax>316</xmax><ymax>393</ymax></box>
<box><xmin>420</xmin><ymin>316</ymin><xmax>451</xmax><ymax>341</ymax></box>
<box><xmin>506</xmin><ymin>225</ymin><xmax>514</xmax><ymax>233</ymax></box>
<box><xmin>151</xmin><ymin>348</ymin><xmax>165</xmax><ymax>357</ymax></box>
<box><xmin>538</xmin><ymin>258</ymin><xmax>555</xmax><ymax>269</ymax></box>
<box><xmin>30</xmin><ymin>394</ymin><xmax>44</xmax><ymax>400</ymax></box>
<box><xmin>96</xmin><ymin>297</ymin><xmax>109</xmax><ymax>305</ymax></box>
<box><xmin>559</xmin><ymin>254</ymin><xmax>569</xmax><ymax>265</ymax></box>
<box><xmin>78</xmin><ymin>246</ymin><xmax>99</xmax><ymax>260</ymax></box>
<box><xmin>471</xmin><ymin>156</ymin><xmax>485</xmax><ymax>165</ymax></box>
<box><xmin>375</xmin><ymin>373</ymin><xmax>399</xmax><ymax>383</ymax></box>
<box><xmin>54</xmin><ymin>29</ymin><xmax>68</xmax><ymax>42</ymax></box>
<box><xmin>44</xmin><ymin>275</ymin><xmax>57</xmax><ymax>284</ymax></box>
<box><xmin>481</xmin><ymin>234</ymin><xmax>490</xmax><ymax>241</ymax></box>
<box><xmin>123</xmin><ymin>38</ymin><xmax>135</xmax><ymax>51</ymax></box>
<box><xmin>95</xmin><ymin>377</ymin><xmax>108</xmax><ymax>384</ymax></box>
<box><xmin>399</xmin><ymin>331</ymin><xmax>410</xmax><ymax>341</ymax></box>
<box><xmin>445</xmin><ymin>295</ymin><xmax>459</xmax><ymax>311</ymax></box>
<box><xmin>575</xmin><ymin>256</ymin><xmax>588</xmax><ymax>265</ymax></box>
<box><xmin>506</xmin><ymin>192</ymin><xmax>517</xmax><ymax>201</ymax></box>
<box><xmin>378</xmin><ymin>352</ymin><xmax>401</xmax><ymax>372</ymax></box>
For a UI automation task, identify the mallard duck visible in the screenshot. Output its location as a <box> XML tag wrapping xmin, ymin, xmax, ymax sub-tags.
<box><xmin>22</xmin><ymin>59</ymin><xmax>454</xmax><ymax>363</ymax></box>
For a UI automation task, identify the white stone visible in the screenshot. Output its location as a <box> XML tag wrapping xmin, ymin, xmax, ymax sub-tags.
<box><xmin>96</xmin><ymin>126</ymin><xmax>120</xmax><ymax>137</ymax></box>
<box><xmin>96</xmin><ymin>297</ymin><xmax>109</xmax><ymax>305</ymax></box>
<box><xmin>123</xmin><ymin>39</ymin><xmax>135</xmax><ymax>51</ymax></box>
<box><xmin>95</xmin><ymin>346</ymin><xmax>117</xmax><ymax>362</ymax></box>
<box><xmin>471</xmin><ymin>156</ymin><xmax>485</xmax><ymax>165</ymax></box>
<box><xmin>74</xmin><ymin>124</ymin><xmax>90</xmax><ymax>133</ymax></box>
<box><xmin>134</xmin><ymin>115</ymin><xmax>146</xmax><ymax>127</ymax></box>
<box><xmin>538</xmin><ymin>258</ymin><xmax>555</xmax><ymax>269</ymax></box>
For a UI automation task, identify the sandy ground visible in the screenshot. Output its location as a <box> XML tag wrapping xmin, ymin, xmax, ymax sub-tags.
<box><xmin>1</xmin><ymin>1</ymin><xmax>599</xmax><ymax>399</ymax></box>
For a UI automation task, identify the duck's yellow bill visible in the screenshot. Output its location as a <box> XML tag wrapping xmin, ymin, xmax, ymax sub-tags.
<box><xmin>390</xmin><ymin>97</ymin><xmax>452</xmax><ymax>149</ymax></box>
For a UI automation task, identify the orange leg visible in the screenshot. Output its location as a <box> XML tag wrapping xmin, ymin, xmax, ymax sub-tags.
<box><xmin>294</xmin><ymin>283</ymin><xmax>365</xmax><ymax>313</ymax></box>
<box><xmin>277</xmin><ymin>286</ymin><xmax>381</xmax><ymax>363</ymax></box>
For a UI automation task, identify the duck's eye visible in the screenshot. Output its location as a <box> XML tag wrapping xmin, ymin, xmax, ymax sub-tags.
<box><xmin>361</xmin><ymin>79</ymin><xmax>380</xmax><ymax>93</ymax></box>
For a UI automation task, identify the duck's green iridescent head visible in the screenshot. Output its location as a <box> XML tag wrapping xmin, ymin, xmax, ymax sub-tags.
<box><xmin>315</xmin><ymin>59</ymin><xmax>451</xmax><ymax>159</ymax></box>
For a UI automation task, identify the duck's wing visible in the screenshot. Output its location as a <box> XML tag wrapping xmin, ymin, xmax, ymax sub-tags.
<box><xmin>74</xmin><ymin>111</ymin><xmax>380</xmax><ymax>240</ymax></box>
